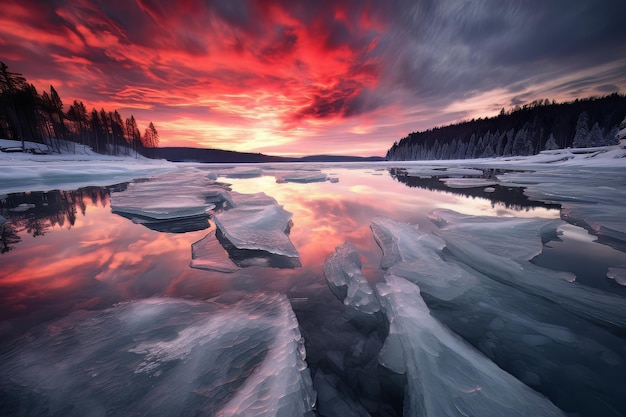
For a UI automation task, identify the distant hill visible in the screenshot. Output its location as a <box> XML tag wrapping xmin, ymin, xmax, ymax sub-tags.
<box><xmin>157</xmin><ymin>147</ymin><xmax>384</xmax><ymax>163</ymax></box>
<box><xmin>387</xmin><ymin>93</ymin><xmax>626</xmax><ymax>161</ymax></box>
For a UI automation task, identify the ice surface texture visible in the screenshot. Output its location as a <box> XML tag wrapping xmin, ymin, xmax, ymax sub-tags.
<box><xmin>429</xmin><ymin>209</ymin><xmax>626</xmax><ymax>329</ymax></box>
<box><xmin>323</xmin><ymin>242</ymin><xmax>380</xmax><ymax>314</ymax></box>
<box><xmin>0</xmin><ymin>295</ymin><xmax>316</xmax><ymax>417</ymax></box>
<box><xmin>213</xmin><ymin>192</ymin><xmax>299</xmax><ymax>259</ymax></box>
<box><xmin>376</xmin><ymin>274</ymin><xmax>566</xmax><ymax>417</ymax></box>
<box><xmin>110</xmin><ymin>169</ymin><xmax>225</xmax><ymax>222</ymax></box>
<box><xmin>497</xmin><ymin>167</ymin><xmax>626</xmax><ymax>248</ymax></box>
<box><xmin>371</xmin><ymin>216</ymin><xmax>626</xmax><ymax>415</ymax></box>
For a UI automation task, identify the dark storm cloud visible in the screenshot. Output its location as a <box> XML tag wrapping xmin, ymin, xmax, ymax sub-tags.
<box><xmin>377</xmin><ymin>0</ymin><xmax>626</xmax><ymax>111</ymax></box>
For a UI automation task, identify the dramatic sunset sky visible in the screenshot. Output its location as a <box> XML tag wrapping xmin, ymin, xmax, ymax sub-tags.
<box><xmin>2</xmin><ymin>0</ymin><xmax>625</xmax><ymax>156</ymax></box>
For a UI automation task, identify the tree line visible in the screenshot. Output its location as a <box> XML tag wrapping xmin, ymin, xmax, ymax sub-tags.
<box><xmin>386</xmin><ymin>93</ymin><xmax>626</xmax><ymax>161</ymax></box>
<box><xmin>0</xmin><ymin>62</ymin><xmax>158</xmax><ymax>156</ymax></box>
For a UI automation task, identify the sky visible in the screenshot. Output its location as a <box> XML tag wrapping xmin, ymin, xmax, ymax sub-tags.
<box><xmin>1</xmin><ymin>0</ymin><xmax>626</xmax><ymax>157</ymax></box>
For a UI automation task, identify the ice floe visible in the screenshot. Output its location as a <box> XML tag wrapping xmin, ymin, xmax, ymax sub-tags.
<box><xmin>428</xmin><ymin>209</ymin><xmax>626</xmax><ymax>329</ymax></box>
<box><xmin>440</xmin><ymin>177</ymin><xmax>498</xmax><ymax>188</ymax></box>
<box><xmin>0</xmin><ymin>295</ymin><xmax>316</xmax><ymax>417</ymax></box>
<box><xmin>370</xmin><ymin>215</ymin><xmax>626</xmax><ymax>415</ymax></box>
<box><xmin>376</xmin><ymin>274</ymin><xmax>566</xmax><ymax>417</ymax></box>
<box><xmin>275</xmin><ymin>170</ymin><xmax>327</xmax><ymax>183</ymax></box>
<box><xmin>323</xmin><ymin>242</ymin><xmax>380</xmax><ymax>314</ymax></box>
<box><xmin>213</xmin><ymin>192</ymin><xmax>299</xmax><ymax>259</ymax></box>
<box><xmin>607</xmin><ymin>266</ymin><xmax>626</xmax><ymax>286</ymax></box>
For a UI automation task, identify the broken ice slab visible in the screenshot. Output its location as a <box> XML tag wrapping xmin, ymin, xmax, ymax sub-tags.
<box><xmin>403</xmin><ymin>167</ymin><xmax>484</xmax><ymax>179</ymax></box>
<box><xmin>440</xmin><ymin>177</ymin><xmax>498</xmax><ymax>188</ymax></box>
<box><xmin>607</xmin><ymin>266</ymin><xmax>626</xmax><ymax>286</ymax></box>
<box><xmin>497</xmin><ymin>168</ymin><xmax>626</xmax><ymax>249</ymax></box>
<box><xmin>388</xmin><ymin>253</ymin><xmax>626</xmax><ymax>415</ymax></box>
<box><xmin>323</xmin><ymin>242</ymin><xmax>380</xmax><ymax>314</ymax></box>
<box><xmin>190</xmin><ymin>229</ymin><xmax>240</xmax><ymax>273</ymax></box>
<box><xmin>376</xmin><ymin>274</ymin><xmax>566</xmax><ymax>417</ymax></box>
<box><xmin>428</xmin><ymin>208</ymin><xmax>563</xmax><ymax>262</ymax></box>
<box><xmin>429</xmin><ymin>209</ymin><xmax>626</xmax><ymax>329</ymax></box>
<box><xmin>213</xmin><ymin>192</ymin><xmax>299</xmax><ymax>259</ymax></box>
<box><xmin>190</xmin><ymin>229</ymin><xmax>302</xmax><ymax>272</ymax></box>
<box><xmin>275</xmin><ymin>170</ymin><xmax>327</xmax><ymax>183</ymax></box>
<box><xmin>218</xmin><ymin>166</ymin><xmax>263</xmax><ymax>178</ymax></box>
<box><xmin>370</xmin><ymin>217</ymin><xmax>445</xmax><ymax>269</ymax></box>
<box><xmin>110</xmin><ymin>169</ymin><xmax>228</xmax><ymax>222</ymax></box>
<box><xmin>0</xmin><ymin>295</ymin><xmax>316</xmax><ymax>417</ymax></box>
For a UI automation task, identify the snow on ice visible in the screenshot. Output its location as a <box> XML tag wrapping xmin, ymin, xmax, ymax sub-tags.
<box><xmin>0</xmin><ymin>295</ymin><xmax>316</xmax><ymax>417</ymax></box>
<box><xmin>323</xmin><ymin>242</ymin><xmax>380</xmax><ymax>315</ymax></box>
<box><xmin>376</xmin><ymin>274</ymin><xmax>566</xmax><ymax>417</ymax></box>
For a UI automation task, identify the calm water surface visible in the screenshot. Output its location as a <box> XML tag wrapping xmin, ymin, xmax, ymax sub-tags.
<box><xmin>1</xmin><ymin>164</ymin><xmax>625</xmax><ymax>416</ymax></box>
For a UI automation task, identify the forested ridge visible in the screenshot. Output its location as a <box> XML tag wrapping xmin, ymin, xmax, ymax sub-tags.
<box><xmin>0</xmin><ymin>62</ymin><xmax>158</xmax><ymax>156</ymax></box>
<box><xmin>386</xmin><ymin>94</ymin><xmax>626</xmax><ymax>161</ymax></box>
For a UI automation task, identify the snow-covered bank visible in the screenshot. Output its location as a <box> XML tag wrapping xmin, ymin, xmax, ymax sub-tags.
<box><xmin>0</xmin><ymin>140</ymin><xmax>175</xmax><ymax>196</ymax></box>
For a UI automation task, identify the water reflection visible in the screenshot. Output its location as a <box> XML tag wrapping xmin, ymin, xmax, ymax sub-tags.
<box><xmin>0</xmin><ymin>169</ymin><xmax>561</xmax><ymax>339</ymax></box>
<box><xmin>388</xmin><ymin>167</ymin><xmax>560</xmax><ymax>211</ymax></box>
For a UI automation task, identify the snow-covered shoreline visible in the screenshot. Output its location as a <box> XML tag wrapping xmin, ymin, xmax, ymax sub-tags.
<box><xmin>2</xmin><ymin>138</ymin><xmax>625</xmax><ymax>197</ymax></box>
<box><xmin>1</xmin><ymin>140</ymin><xmax>176</xmax><ymax>196</ymax></box>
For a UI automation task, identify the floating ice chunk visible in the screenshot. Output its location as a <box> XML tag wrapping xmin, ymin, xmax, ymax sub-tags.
<box><xmin>497</xmin><ymin>168</ymin><xmax>626</xmax><ymax>248</ymax></box>
<box><xmin>561</xmin><ymin>202</ymin><xmax>626</xmax><ymax>244</ymax></box>
<box><xmin>110</xmin><ymin>170</ymin><xmax>226</xmax><ymax>222</ymax></box>
<box><xmin>0</xmin><ymin>215</ymin><xmax>6</xmax><ymax>225</ymax></box>
<box><xmin>607</xmin><ymin>266</ymin><xmax>626</xmax><ymax>286</ymax></box>
<box><xmin>220</xmin><ymin>166</ymin><xmax>263</xmax><ymax>178</ymax></box>
<box><xmin>8</xmin><ymin>203</ymin><xmax>35</xmax><ymax>212</ymax></box>
<box><xmin>403</xmin><ymin>167</ymin><xmax>484</xmax><ymax>179</ymax></box>
<box><xmin>484</xmin><ymin>186</ymin><xmax>496</xmax><ymax>193</ymax></box>
<box><xmin>376</xmin><ymin>274</ymin><xmax>566</xmax><ymax>417</ymax></box>
<box><xmin>370</xmin><ymin>217</ymin><xmax>445</xmax><ymax>269</ymax></box>
<box><xmin>214</xmin><ymin>192</ymin><xmax>299</xmax><ymax>258</ymax></box>
<box><xmin>0</xmin><ymin>295</ymin><xmax>316</xmax><ymax>417</ymax></box>
<box><xmin>429</xmin><ymin>210</ymin><xmax>626</xmax><ymax>329</ymax></box>
<box><xmin>191</xmin><ymin>228</ymin><xmax>301</xmax><ymax>271</ymax></box>
<box><xmin>323</xmin><ymin>242</ymin><xmax>380</xmax><ymax>314</ymax></box>
<box><xmin>190</xmin><ymin>230</ymin><xmax>240</xmax><ymax>273</ymax></box>
<box><xmin>440</xmin><ymin>178</ymin><xmax>498</xmax><ymax>188</ymax></box>
<box><xmin>275</xmin><ymin>171</ymin><xmax>327</xmax><ymax>183</ymax></box>
<box><xmin>428</xmin><ymin>208</ymin><xmax>562</xmax><ymax>261</ymax></box>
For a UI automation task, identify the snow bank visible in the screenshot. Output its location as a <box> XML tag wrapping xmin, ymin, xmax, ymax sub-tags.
<box><xmin>0</xmin><ymin>295</ymin><xmax>316</xmax><ymax>417</ymax></box>
<box><xmin>1</xmin><ymin>139</ymin><xmax>174</xmax><ymax>195</ymax></box>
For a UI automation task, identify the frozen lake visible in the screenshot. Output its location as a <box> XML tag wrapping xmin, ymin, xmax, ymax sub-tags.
<box><xmin>1</xmin><ymin>159</ymin><xmax>626</xmax><ymax>416</ymax></box>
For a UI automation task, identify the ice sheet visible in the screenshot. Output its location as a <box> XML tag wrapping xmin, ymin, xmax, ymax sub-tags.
<box><xmin>110</xmin><ymin>169</ymin><xmax>227</xmax><ymax>221</ymax></box>
<box><xmin>370</xmin><ymin>217</ymin><xmax>445</xmax><ymax>269</ymax></box>
<box><xmin>429</xmin><ymin>209</ymin><xmax>626</xmax><ymax>329</ymax></box>
<box><xmin>428</xmin><ymin>208</ymin><xmax>563</xmax><ymax>261</ymax></box>
<box><xmin>0</xmin><ymin>295</ymin><xmax>316</xmax><ymax>417</ymax></box>
<box><xmin>376</xmin><ymin>274</ymin><xmax>566</xmax><ymax>417</ymax></box>
<box><xmin>275</xmin><ymin>170</ymin><xmax>327</xmax><ymax>183</ymax></box>
<box><xmin>323</xmin><ymin>242</ymin><xmax>380</xmax><ymax>314</ymax></box>
<box><xmin>607</xmin><ymin>266</ymin><xmax>626</xmax><ymax>286</ymax></box>
<box><xmin>190</xmin><ymin>230</ymin><xmax>240</xmax><ymax>273</ymax></box>
<box><xmin>497</xmin><ymin>167</ymin><xmax>626</xmax><ymax>247</ymax></box>
<box><xmin>440</xmin><ymin>178</ymin><xmax>498</xmax><ymax>188</ymax></box>
<box><xmin>213</xmin><ymin>192</ymin><xmax>299</xmax><ymax>258</ymax></box>
<box><xmin>381</xmin><ymin>233</ymin><xmax>626</xmax><ymax>415</ymax></box>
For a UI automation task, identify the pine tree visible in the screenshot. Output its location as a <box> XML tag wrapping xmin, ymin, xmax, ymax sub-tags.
<box><xmin>544</xmin><ymin>133</ymin><xmax>559</xmax><ymax>150</ymax></box>
<box><xmin>588</xmin><ymin>122</ymin><xmax>603</xmax><ymax>147</ymax></box>
<box><xmin>572</xmin><ymin>111</ymin><xmax>590</xmax><ymax>148</ymax></box>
